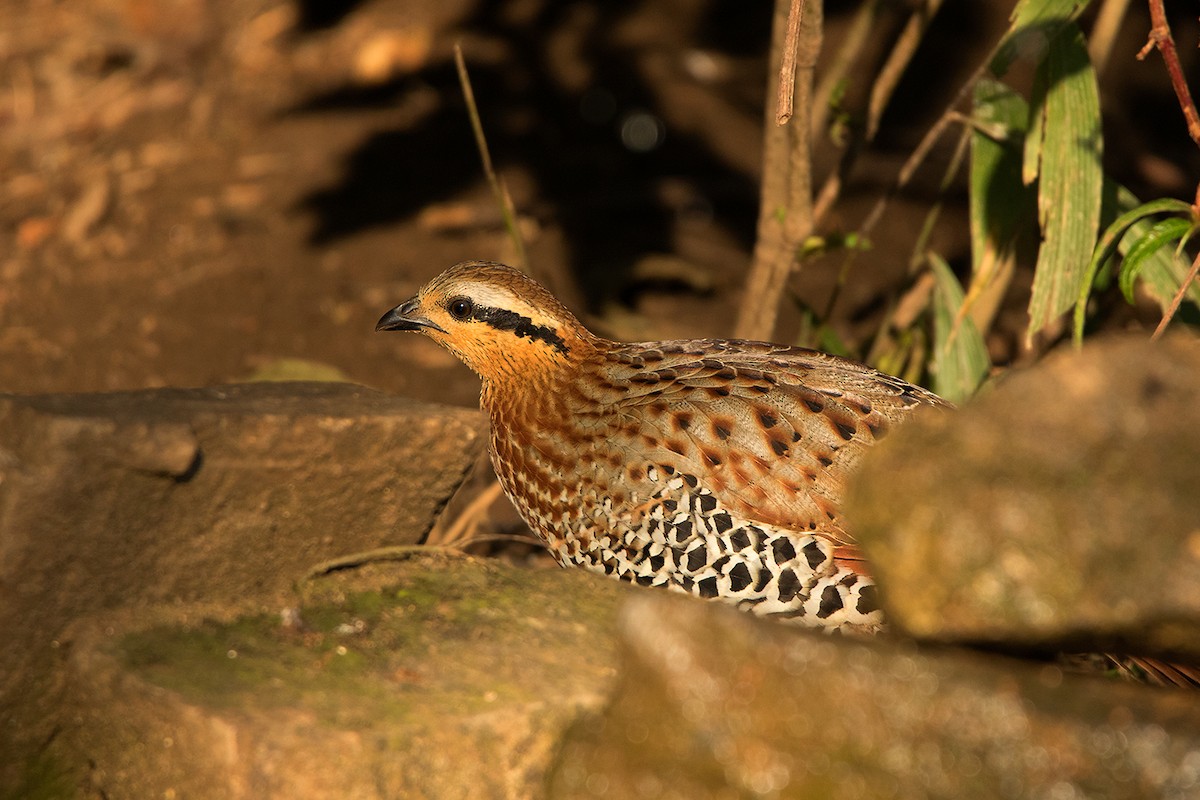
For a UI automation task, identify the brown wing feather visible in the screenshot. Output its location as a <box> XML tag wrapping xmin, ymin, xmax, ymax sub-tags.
<box><xmin>596</xmin><ymin>339</ymin><xmax>949</xmax><ymax>545</ymax></box>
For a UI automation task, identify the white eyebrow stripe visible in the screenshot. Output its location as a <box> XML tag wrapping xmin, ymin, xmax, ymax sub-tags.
<box><xmin>452</xmin><ymin>282</ymin><xmax>560</xmax><ymax>329</ymax></box>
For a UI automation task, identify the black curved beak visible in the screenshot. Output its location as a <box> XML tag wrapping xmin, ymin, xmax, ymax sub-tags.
<box><xmin>375</xmin><ymin>297</ymin><xmax>445</xmax><ymax>333</ymax></box>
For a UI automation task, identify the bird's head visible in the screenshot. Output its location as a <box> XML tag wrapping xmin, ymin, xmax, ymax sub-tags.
<box><xmin>376</xmin><ymin>261</ymin><xmax>595</xmax><ymax>380</ymax></box>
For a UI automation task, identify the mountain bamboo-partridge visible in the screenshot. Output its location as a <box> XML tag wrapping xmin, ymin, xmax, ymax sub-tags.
<box><xmin>377</xmin><ymin>261</ymin><xmax>950</xmax><ymax>633</ymax></box>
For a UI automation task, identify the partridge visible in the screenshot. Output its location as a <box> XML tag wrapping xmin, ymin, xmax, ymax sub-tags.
<box><xmin>377</xmin><ymin>261</ymin><xmax>950</xmax><ymax>633</ymax></box>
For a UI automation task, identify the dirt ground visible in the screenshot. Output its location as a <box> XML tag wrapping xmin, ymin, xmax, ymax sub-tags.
<box><xmin>1</xmin><ymin>0</ymin><xmax>1196</xmax><ymax>404</ymax></box>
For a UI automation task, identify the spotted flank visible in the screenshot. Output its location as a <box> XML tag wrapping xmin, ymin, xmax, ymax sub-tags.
<box><xmin>529</xmin><ymin>463</ymin><xmax>884</xmax><ymax>633</ymax></box>
<box><xmin>377</xmin><ymin>261</ymin><xmax>950</xmax><ymax>635</ymax></box>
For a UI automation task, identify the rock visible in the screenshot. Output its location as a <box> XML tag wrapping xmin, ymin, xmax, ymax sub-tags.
<box><xmin>54</xmin><ymin>555</ymin><xmax>633</xmax><ymax>799</ymax></box>
<box><xmin>846</xmin><ymin>334</ymin><xmax>1200</xmax><ymax>660</ymax></box>
<box><xmin>0</xmin><ymin>381</ymin><xmax>484</xmax><ymax>610</ymax></box>
<box><xmin>550</xmin><ymin>593</ymin><xmax>1200</xmax><ymax>800</ymax></box>
<box><xmin>0</xmin><ymin>382</ymin><xmax>485</xmax><ymax>790</ymax></box>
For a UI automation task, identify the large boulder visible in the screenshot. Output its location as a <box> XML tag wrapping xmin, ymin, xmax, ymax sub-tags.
<box><xmin>0</xmin><ymin>382</ymin><xmax>485</xmax><ymax>791</ymax></box>
<box><xmin>56</xmin><ymin>555</ymin><xmax>634</xmax><ymax>799</ymax></box>
<box><xmin>846</xmin><ymin>334</ymin><xmax>1200</xmax><ymax>662</ymax></box>
<box><xmin>551</xmin><ymin>593</ymin><xmax>1200</xmax><ymax>800</ymax></box>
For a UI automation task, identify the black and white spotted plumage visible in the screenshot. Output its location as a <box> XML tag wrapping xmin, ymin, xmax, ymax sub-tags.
<box><xmin>378</xmin><ymin>261</ymin><xmax>950</xmax><ymax>633</ymax></box>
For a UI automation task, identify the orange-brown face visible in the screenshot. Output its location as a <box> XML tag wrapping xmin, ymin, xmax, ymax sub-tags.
<box><xmin>376</xmin><ymin>261</ymin><xmax>589</xmax><ymax>380</ymax></box>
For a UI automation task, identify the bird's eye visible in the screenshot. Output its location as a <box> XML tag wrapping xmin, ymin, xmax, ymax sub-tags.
<box><xmin>448</xmin><ymin>297</ymin><xmax>474</xmax><ymax>320</ymax></box>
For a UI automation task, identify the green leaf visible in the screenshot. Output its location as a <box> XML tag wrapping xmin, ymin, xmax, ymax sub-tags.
<box><xmin>1118</xmin><ymin>208</ymin><xmax>1200</xmax><ymax>322</ymax></box>
<box><xmin>1025</xmin><ymin>23</ymin><xmax>1103</xmax><ymax>342</ymax></box>
<box><xmin>970</xmin><ymin>80</ymin><xmax>1033</xmax><ymax>275</ymax></box>
<box><xmin>967</xmin><ymin>80</ymin><xmax>1034</xmax><ymax>337</ymax></box>
<box><xmin>1071</xmin><ymin>187</ymin><xmax>1194</xmax><ymax>342</ymax></box>
<box><xmin>1116</xmin><ymin>217</ymin><xmax>1194</xmax><ymax>303</ymax></box>
<box><xmin>991</xmin><ymin>0</ymin><xmax>1092</xmax><ymax>77</ymax></box>
<box><xmin>1022</xmin><ymin>63</ymin><xmax>1046</xmax><ymax>187</ymax></box>
<box><xmin>928</xmin><ymin>254</ymin><xmax>990</xmax><ymax>404</ymax></box>
<box><xmin>1090</xmin><ymin>196</ymin><xmax>1192</xmax><ymax>284</ymax></box>
<box><xmin>815</xmin><ymin>325</ymin><xmax>851</xmax><ymax>359</ymax></box>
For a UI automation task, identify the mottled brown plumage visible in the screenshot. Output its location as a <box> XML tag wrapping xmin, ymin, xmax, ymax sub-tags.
<box><xmin>378</xmin><ymin>261</ymin><xmax>950</xmax><ymax>631</ymax></box>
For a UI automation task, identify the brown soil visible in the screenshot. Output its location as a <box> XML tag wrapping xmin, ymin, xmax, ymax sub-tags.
<box><xmin>3</xmin><ymin>1</ymin><xmax>1196</xmax><ymax>405</ymax></box>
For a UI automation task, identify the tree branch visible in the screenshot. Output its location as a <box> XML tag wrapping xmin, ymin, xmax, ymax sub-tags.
<box><xmin>1152</xmin><ymin>247</ymin><xmax>1200</xmax><ymax>340</ymax></box>
<box><xmin>736</xmin><ymin>0</ymin><xmax>822</xmax><ymax>341</ymax></box>
<box><xmin>1139</xmin><ymin>0</ymin><xmax>1200</xmax><ymax>339</ymax></box>
<box><xmin>1139</xmin><ymin>0</ymin><xmax>1200</xmax><ymax>148</ymax></box>
<box><xmin>775</xmin><ymin>0</ymin><xmax>806</xmax><ymax>125</ymax></box>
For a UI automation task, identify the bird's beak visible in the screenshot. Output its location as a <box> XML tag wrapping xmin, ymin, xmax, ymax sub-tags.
<box><xmin>375</xmin><ymin>297</ymin><xmax>445</xmax><ymax>333</ymax></box>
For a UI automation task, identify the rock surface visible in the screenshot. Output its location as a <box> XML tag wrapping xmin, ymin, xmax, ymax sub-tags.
<box><xmin>9</xmin><ymin>338</ymin><xmax>1200</xmax><ymax>799</ymax></box>
<box><xmin>0</xmin><ymin>382</ymin><xmax>484</xmax><ymax>792</ymax></box>
<box><xmin>59</xmin><ymin>555</ymin><xmax>634</xmax><ymax>800</ymax></box>
<box><xmin>846</xmin><ymin>334</ymin><xmax>1200</xmax><ymax>660</ymax></box>
<box><xmin>551</xmin><ymin>593</ymin><xmax>1200</xmax><ymax>800</ymax></box>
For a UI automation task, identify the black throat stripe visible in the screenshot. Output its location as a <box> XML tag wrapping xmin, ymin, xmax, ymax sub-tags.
<box><xmin>473</xmin><ymin>306</ymin><xmax>570</xmax><ymax>356</ymax></box>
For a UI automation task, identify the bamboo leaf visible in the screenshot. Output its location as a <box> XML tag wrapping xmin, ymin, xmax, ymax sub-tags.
<box><xmin>929</xmin><ymin>254</ymin><xmax>990</xmax><ymax>404</ymax></box>
<box><xmin>1090</xmin><ymin>195</ymin><xmax>1193</xmax><ymax>286</ymax></box>
<box><xmin>1117</xmin><ymin>217</ymin><xmax>1194</xmax><ymax>303</ymax></box>
<box><xmin>969</xmin><ymin>80</ymin><xmax>1034</xmax><ymax>334</ymax></box>
<box><xmin>992</xmin><ymin>0</ymin><xmax>1092</xmax><ymax>77</ymax></box>
<box><xmin>1071</xmin><ymin>186</ymin><xmax>1195</xmax><ymax>342</ymax></box>
<box><xmin>970</xmin><ymin>79</ymin><xmax>1032</xmax><ymax>273</ymax></box>
<box><xmin>1022</xmin><ymin>64</ymin><xmax>1046</xmax><ymax>187</ymax></box>
<box><xmin>1025</xmin><ymin>23</ymin><xmax>1103</xmax><ymax>342</ymax></box>
<box><xmin>1111</xmin><ymin>187</ymin><xmax>1200</xmax><ymax>318</ymax></box>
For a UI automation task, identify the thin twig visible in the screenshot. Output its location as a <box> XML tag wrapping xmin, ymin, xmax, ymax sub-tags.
<box><xmin>810</xmin><ymin>0</ymin><xmax>880</xmax><ymax>142</ymax></box>
<box><xmin>909</xmin><ymin>119</ymin><xmax>973</xmax><ymax>273</ymax></box>
<box><xmin>866</xmin><ymin>0</ymin><xmax>947</xmax><ymax>141</ymax></box>
<box><xmin>865</xmin><ymin>280</ymin><xmax>933</xmax><ymax>380</ymax></box>
<box><xmin>813</xmin><ymin>0</ymin><xmax>943</xmax><ymax>228</ymax></box>
<box><xmin>453</xmin><ymin>533</ymin><xmax>546</xmax><ymax>550</ymax></box>
<box><xmin>300</xmin><ymin>532</ymin><xmax>547</xmax><ymax>582</ymax></box>
<box><xmin>854</xmin><ymin>121</ymin><xmax>970</xmax><ymax>363</ymax></box>
<box><xmin>810</xmin><ymin>159</ymin><xmax>842</xmax><ymax>225</ymax></box>
<box><xmin>302</xmin><ymin>545</ymin><xmax>462</xmax><ymax>581</ymax></box>
<box><xmin>776</xmin><ymin>0</ymin><xmax>807</xmax><ymax>125</ymax></box>
<box><xmin>1152</xmin><ymin>247</ymin><xmax>1200</xmax><ymax>340</ymax></box>
<box><xmin>816</xmin><ymin>0</ymin><xmax>945</xmax><ymax>326</ymax></box>
<box><xmin>1138</xmin><ymin>0</ymin><xmax>1200</xmax><ymax>338</ymax></box>
<box><xmin>859</xmin><ymin>56</ymin><xmax>990</xmax><ymax>237</ymax></box>
<box><xmin>454</xmin><ymin>42</ymin><xmax>530</xmax><ymax>273</ymax></box>
<box><xmin>428</xmin><ymin>479</ymin><xmax>504</xmax><ymax>547</ymax></box>
<box><xmin>1139</xmin><ymin>0</ymin><xmax>1200</xmax><ymax>148</ymax></box>
<box><xmin>825</xmin><ymin>109</ymin><xmax>964</xmax><ymax>326</ymax></box>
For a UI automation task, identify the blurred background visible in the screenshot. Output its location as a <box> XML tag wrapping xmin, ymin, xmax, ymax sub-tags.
<box><xmin>2</xmin><ymin>0</ymin><xmax>1197</xmax><ymax>408</ymax></box>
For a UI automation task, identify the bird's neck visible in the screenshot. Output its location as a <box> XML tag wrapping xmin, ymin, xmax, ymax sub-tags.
<box><xmin>477</xmin><ymin>325</ymin><xmax>602</xmax><ymax>401</ymax></box>
<box><xmin>479</xmin><ymin>333</ymin><xmax>610</xmax><ymax>473</ymax></box>
<box><xmin>479</xmin><ymin>355</ymin><xmax>572</xmax><ymax>428</ymax></box>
